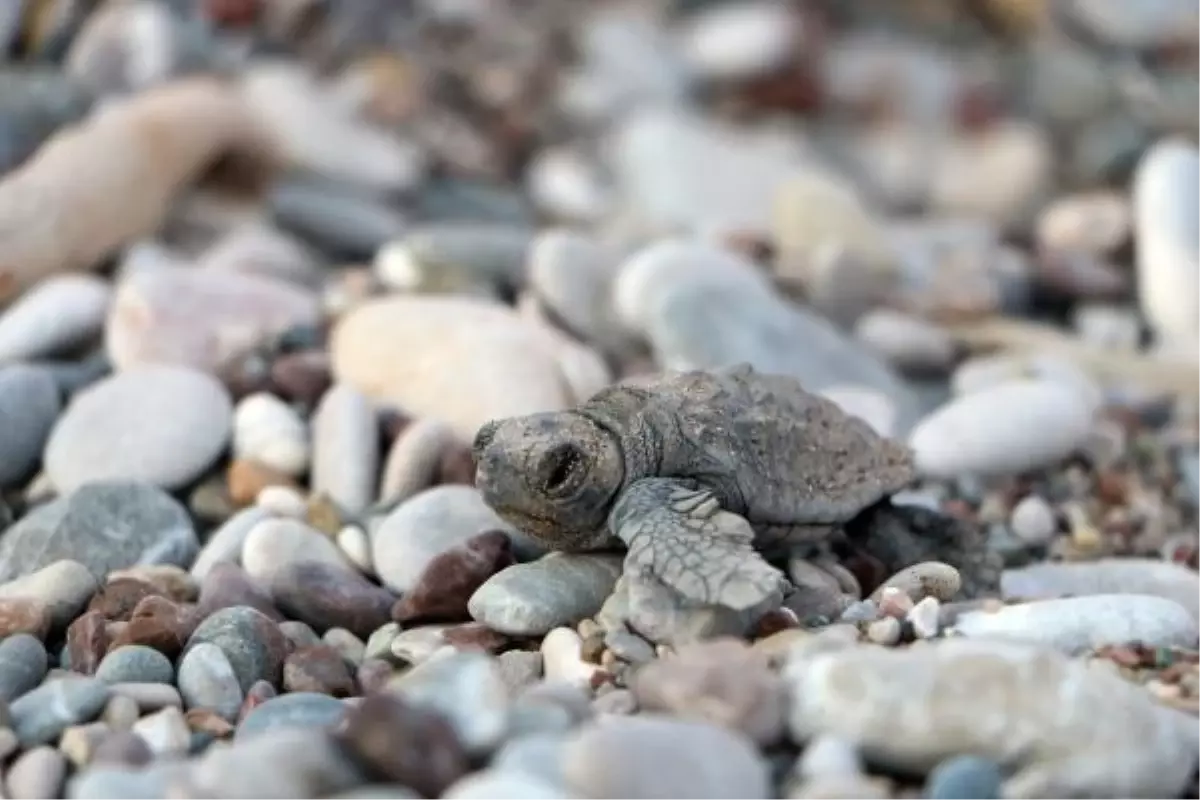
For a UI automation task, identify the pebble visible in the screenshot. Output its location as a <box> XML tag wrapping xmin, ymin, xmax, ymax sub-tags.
<box><xmin>469</xmin><ymin>554</ymin><xmax>623</xmax><ymax>636</ymax></box>
<box><xmin>329</xmin><ymin>295</ymin><xmax>592</xmax><ymax>441</ymax></box>
<box><xmin>632</xmin><ymin>638</ymin><xmax>786</xmax><ymax>745</ymax></box>
<box><xmin>1133</xmin><ymin>138</ymin><xmax>1199</xmax><ymax>355</ymax></box>
<box><xmin>7</xmin><ymin>745</ymin><xmax>67</xmax><ymax>799</ymax></box>
<box><xmin>256</xmin><ymin>486</ymin><xmax>308</xmax><ymax>518</ymax></box>
<box><xmin>185</xmin><ymin>606</ymin><xmax>288</xmax><ymax>692</ymax></box>
<box><xmin>272</xmin><ymin>560</ymin><xmax>394</xmax><ymax>638</ymax></box>
<box><xmin>11</xmin><ymin>677</ymin><xmax>109</xmax><ymax>747</ymax></box>
<box><xmin>176</xmin><ymin>642</ymin><xmax>244</xmax><ymax>722</ymax></box>
<box><xmin>43</xmin><ymin>366</ymin><xmax>233</xmax><ymax>492</ymax></box>
<box><xmin>270</xmin><ymin>176</ymin><xmax>409</xmax><ymax>260</ymax></box>
<box><xmin>562</xmin><ymin>714</ymin><xmax>772</xmax><ymax>798</ymax></box>
<box><xmin>1036</xmin><ymin>191</ymin><xmax>1131</xmax><ymax>257</ymax></box>
<box><xmin>0</xmin><ymin>365</ymin><xmax>60</xmax><ymax>487</ymax></box>
<box><xmin>0</xmin><ymin>598</ymin><xmax>51</xmax><ymax>640</ymax></box>
<box><xmin>1001</xmin><ymin>558</ymin><xmax>1200</xmax><ymax>620</ymax></box>
<box><xmin>680</xmin><ymin>0</ymin><xmax>798</xmax><ymax>81</ymax></box>
<box><xmin>0</xmin><ymin>274</ymin><xmax>110</xmax><ymax>366</ymax></box>
<box><xmin>88</xmin><ymin>730</ymin><xmax>152</xmax><ymax>768</ymax></box>
<box><xmin>0</xmin><ymin>483</ymin><xmax>198</xmax><ymax>583</ymax></box>
<box><xmin>130</xmin><ymin>707</ymin><xmax>189</xmax><ymax>757</ymax></box>
<box><xmin>1008</xmin><ymin>495</ymin><xmax>1058</xmax><ymax>545</ymax></box>
<box><xmin>324</xmin><ymin>628</ymin><xmax>365</xmax><ymax>665</ymax></box>
<box><xmin>909</xmin><ymin>380</ymin><xmax>1095</xmax><ymax>478</ymax></box>
<box><xmin>443</xmin><ymin>769</ymin><xmax>566</xmax><ymax>799</ymax></box>
<box><xmin>0</xmin><ymin>634</ymin><xmax>48</xmax><ymax>701</ymax></box>
<box><xmin>0</xmin><ymin>561</ymin><xmax>97</xmax><ymax>632</ymax></box>
<box><xmin>105</xmin><ymin>266</ymin><xmax>321</xmax><ymax>373</ymax></box>
<box><xmin>869</xmin><ymin>562</ymin><xmax>962</xmax><ymax>604</ymax></box>
<box><xmin>907</xmin><ymin>597</ymin><xmax>941</xmax><ymax>640</ymax></box>
<box><xmin>337</xmin><ymin>525</ymin><xmax>374</xmax><ymax>574</ymax></box>
<box><xmin>372</xmin><ymin>485</ymin><xmax>540</xmax><ymax>594</ymax></box>
<box><xmin>375</xmin><ymin>223</ymin><xmax>531</xmax><ymax>295</ymax></box>
<box><xmin>388</xmin><ymin>651</ymin><xmax>509</xmax><ymax>756</ymax></box>
<box><xmin>378</xmin><ymin>417</ymin><xmax>460</xmax><ymax>505</ymax></box>
<box><xmin>310</xmin><ymin>383</ymin><xmax>379</xmax><ymax>517</ymax></box>
<box><xmin>186</xmin><ymin>726</ymin><xmax>367</xmax><ymax>798</ymax></box>
<box><xmin>393</xmin><ymin>530</ymin><xmax>513</xmax><ymax>624</ymax></box>
<box><xmin>925</xmin><ymin>755</ymin><xmax>1005</xmax><ymax>800</ymax></box>
<box><xmin>784</xmin><ymin>638</ymin><xmax>1199</xmax><ymax>797</ymax></box>
<box><xmin>526</xmin><ymin>147</ymin><xmax>612</xmax><ymax>222</ymax></box>
<box><xmin>950</xmin><ymin>595</ymin><xmax>1199</xmax><ymax>655</ymax></box>
<box><xmin>95</xmin><ymin>646</ymin><xmax>174</xmax><ymax>685</ymax></box>
<box><xmin>240</xmin><ymin>517</ymin><xmax>354</xmax><ymax>586</ymax></box>
<box><xmin>196</xmin><ymin>563</ymin><xmax>281</xmax><ymax>622</ymax></box>
<box><xmin>333</xmin><ymin>692</ymin><xmax>470</xmax><ymax>797</ymax></box>
<box><xmin>107</xmin><ymin>683</ymin><xmax>181</xmax><ymax>712</ymax></box>
<box><xmin>283</xmin><ymin>645</ymin><xmax>356</xmax><ymax>696</ymax></box>
<box><xmin>865</xmin><ymin>617</ymin><xmax>901</xmax><ymax>646</ymax></box>
<box><xmin>527</xmin><ymin>230</ymin><xmax>627</xmax><ymax>355</ymax></box>
<box><xmin>540</xmin><ymin>628</ymin><xmax>604</xmax><ymax>689</ymax></box>
<box><xmin>235</xmin><ymin>691</ymin><xmax>348</xmax><ymax>741</ymax></box>
<box><xmin>853</xmin><ymin>310</ymin><xmax>956</xmax><ymax>375</ymax></box>
<box><xmin>232</xmin><ymin>392</ymin><xmax>310</xmax><ymax>477</ymax></box>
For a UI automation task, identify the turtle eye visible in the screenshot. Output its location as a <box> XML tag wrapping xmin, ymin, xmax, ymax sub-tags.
<box><xmin>541</xmin><ymin>443</ymin><xmax>582</xmax><ymax>494</ymax></box>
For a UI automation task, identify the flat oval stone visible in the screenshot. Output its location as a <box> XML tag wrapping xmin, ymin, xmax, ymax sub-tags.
<box><xmin>387</xmin><ymin>651</ymin><xmax>509</xmax><ymax>757</ymax></box>
<box><xmin>950</xmin><ymin>594</ymin><xmax>1199</xmax><ymax>655</ymax></box>
<box><xmin>0</xmin><ymin>364</ymin><xmax>61</xmax><ymax>487</ymax></box>
<box><xmin>310</xmin><ymin>383</ymin><xmax>379</xmax><ymax>518</ymax></box>
<box><xmin>0</xmin><ymin>482</ymin><xmax>198</xmax><ymax>583</ymax></box>
<box><xmin>393</xmin><ymin>530</ymin><xmax>513</xmax><ymax>624</ymax></box>
<box><xmin>270</xmin><ymin>560</ymin><xmax>394</xmax><ymax>638</ymax></box>
<box><xmin>189</xmin><ymin>507</ymin><xmax>271</xmax><ymax>582</ymax></box>
<box><xmin>95</xmin><ymin>645</ymin><xmax>175</xmax><ymax>685</ymax></box>
<box><xmin>372</xmin><ymin>485</ymin><xmax>541</xmax><ymax>594</ymax></box>
<box><xmin>0</xmin><ymin>274</ymin><xmax>111</xmax><ymax>365</ymax></box>
<box><xmin>176</xmin><ymin>642</ymin><xmax>243</xmax><ymax>722</ymax></box>
<box><xmin>44</xmin><ymin>366</ymin><xmax>233</xmax><ymax>492</ymax></box>
<box><xmin>0</xmin><ymin>633</ymin><xmax>49</xmax><ymax>701</ymax></box>
<box><xmin>562</xmin><ymin>714</ymin><xmax>771</xmax><ymax>799</ymax></box>
<box><xmin>1002</xmin><ymin>558</ymin><xmax>1200</xmax><ymax>621</ymax></box>
<box><xmin>241</xmin><ymin>518</ymin><xmax>354</xmax><ymax>586</ymax></box>
<box><xmin>11</xmin><ymin>677</ymin><xmax>110</xmax><ymax>746</ymax></box>
<box><xmin>234</xmin><ymin>692</ymin><xmax>347</xmax><ymax>741</ymax></box>
<box><xmin>468</xmin><ymin>554</ymin><xmax>623</xmax><ymax>636</ymax></box>
<box><xmin>105</xmin><ymin>266</ymin><xmax>321</xmax><ymax>373</ymax></box>
<box><xmin>233</xmin><ymin>392</ymin><xmax>310</xmax><ymax>477</ymax></box>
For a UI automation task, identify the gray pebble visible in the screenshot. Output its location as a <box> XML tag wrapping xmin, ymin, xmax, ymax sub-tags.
<box><xmin>0</xmin><ymin>634</ymin><xmax>48</xmax><ymax>702</ymax></box>
<box><xmin>926</xmin><ymin>755</ymin><xmax>1004</xmax><ymax>799</ymax></box>
<box><xmin>185</xmin><ymin>605</ymin><xmax>287</xmax><ymax>692</ymax></box>
<box><xmin>495</xmin><ymin>650</ymin><xmax>543</xmax><ymax>695</ymax></box>
<box><xmin>0</xmin><ymin>365</ymin><xmax>60</xmax><ymax>488</ymax></box>
<box><xmin>270</xmin><ymin>176</ymin><xmax>408</xmax><ymax>260</ymax></box>
<box><xmin>235</xmin><ymin>692</ymin><xmax>347</xmax><ymax>741</ymax></box>
<box><xmin>11</xmin><ymin>677</ymin><xmax>109</xmax><ymax>746</ymax></box>
<box><xmin>389</xmin><ymin>651</ymin><xmax>509</xmax><ymax>757</ymax></box>
<box><xmin>443</xmin><ymin>768</ymin><xmax>566</xmax><ymax>799</ymax></box>
<box><xmin>189</xmin><ymin>726</ymin><xmax>368</xmax><ymax>797</ymax></box>
<box><xmin>468</xmin><ymin>553</ymin><xmax>623</xmax><ymax>636</ymax></box>
<box><xmin>0</xmin><ymin>483</ymin><xmax>198</xmax><ymax>583</ymax></box>
<box><xmin>279</xmin><ymin>620</ymin><xmax>322</xmax><ymax>650</ymax></box>
<box><xmin>66</xmin><ymin>763</ymin><xmax>185</xmax><ymax>800</ymax></box>
<box><xmin>176</xmin><ymin>642</ymin><xmax>243</xmax><ymax>722</ymax></box>
<box><xmin>107</xmin><ymin>683</ymin><xmax>181</xmax><ymax>712</ymax></box>
<box><xmin>493</xmin><ymin>733</ymin><xmax>568</xmax><ymax>786</ymax></box>
<box><xmin>95</xmin><ymin>646</ymin><xmax>174</xmax><ymax>685</ymax></box>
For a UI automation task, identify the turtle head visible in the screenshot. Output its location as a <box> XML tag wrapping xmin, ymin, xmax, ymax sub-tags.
<box><xmin>473</xmin><ymin>411</ymin><xmax>624</xmax><ymax>550</ymax></box>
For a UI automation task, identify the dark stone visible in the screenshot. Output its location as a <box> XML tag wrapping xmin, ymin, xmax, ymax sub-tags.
<box><xmin>66</xmin><ymin>611</ymin><xmax>109</xmax><ymax>675</ymax></box>
<box><xmin>392</xmin><ymin>531</ymin><xmax>512</xmax><ymax>624</ymax></box>
<box><xmin>269</xmin><ymin>561</ymin><xmax>394</xmax><ymax>639</ymax></box>
<box><xmin>185</xmin><ymin>606</ymin><xmax>288</xmax><ymax>693</ymax></box>
<box><xmin>197</xmin><ymin>563</ymin><xmax>283</xmax><ymax>622</ymax></box>
<box><xmin>88</xmin><ymin>578</ymin><xmax>165</xmax><ymax>621</ymax></box>
<box><xmin>283</xmin><ymin>645</ymin><xmax>357</xmax><ymax>697</ymax></box>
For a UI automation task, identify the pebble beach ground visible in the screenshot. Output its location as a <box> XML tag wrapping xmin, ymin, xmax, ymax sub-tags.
<box><xmin>0</xmin><ymin>0</ymin><xmax>1195</xmax><ymax>798</ymax></box>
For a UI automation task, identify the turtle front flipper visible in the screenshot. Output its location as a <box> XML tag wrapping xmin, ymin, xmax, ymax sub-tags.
<box><xmin>609</xmin><ymin>477</ymin><xmax>788</xmax><ymax>612</ymax></box>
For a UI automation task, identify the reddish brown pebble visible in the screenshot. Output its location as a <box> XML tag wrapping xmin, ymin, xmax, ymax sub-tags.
<box><xmin>269</xmin><ymin>350</ymin><xmax>332</xmax><ymax>407</ymax></box>
<box><xmin>0</xmin><ymin>598</ymin><xmax>51</xmax><ymax>640</ymax></box>
<box><xmin>270</xmin><ymin>561</ymin><xmax>395</xmax><ymax>639</ymax></box>
<box><xmin>108</xmin><ymin>596</ymin><xmax>197</xmax><ymax>658</ymax></box>
<box><xmin>334</xmin><ymin>693</ymin><xmax>470</xmax><ymax>797</ymax></box>
<box><xmin>238</xmin><ymin>679</ymin><xmax>276</xmax><ymax>721</ymax></box>
<box><xmin>283</xmin><ymin>645</ymin><xmax>357</xmax><ymax>697</ymax></box>
<box><xmin>197</xmin><ymin>563</ymin><xmax>283</xmax><ymax>622</ymax></box>
<box><xmin>66</xmin><ymin>611</ymin><xmax>109</xmax><ymax>675</ymax></box>
<box><xmin>441</xmin><ymin>623</ymin><xmax>510</xmax><ymax>654</ymax></box>
<box><xmin>227</xmin><ymin>458</ymin><xmax>295</xmax><ymax>507</ymax></box>
<box><xmin>356</xmin><ymin>659</ymin><xmax>395</xmax><ymax>695</ymax></box>
<box><xmin>751</xmin><ymin>607</ymin><xmax>800</xmax><ymax>639</ymax></box>
<box><xmin>392</xmin><ymin>531</ymin><xmax>513</xmax><ymax>624</ymax></box>
<box><xmin>185</xmin><ymin>707</ymin><xmax>234</xmax><ymax>739</ymax></box>
<box><xmin>88</xmin><ymin>578</ymin><xmax>165</xmax><ymax>621</ymax></box>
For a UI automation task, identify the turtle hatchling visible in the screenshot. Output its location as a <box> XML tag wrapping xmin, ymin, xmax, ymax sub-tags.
<box><xmin>473</xmin><ymin>364</ymin><xmax>999</xmax><ymax>632</ymax></box>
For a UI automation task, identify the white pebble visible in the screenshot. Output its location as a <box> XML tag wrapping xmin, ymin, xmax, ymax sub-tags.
<box><xmin>865</xmin><ymin>616</ymin><xmax>900</xmax><ymax>646</ymax></box>
<box><xmin>540</xmin><ymin>628</ymin><xmax>603</xmax><ymax>689</ymax></box>
<box><xmin>337</xmin><ymin>524</ymin><xmax>374</xmax><ymax>575</ymax></box>
<box><xmin>526</xmin><ymin>148</ymin><xmax>611</xmax><ymax>221</ymax></box>
<box><xmin>241</xmin><ymin>518</ymin><xmax>354</xmax><ymax>585</ymax></box>
<box><xmin>1009</xmin><ymin>495</ymin><xmax>1058</xmax><ymax>545</ymax></box>
<box><xmin>853</xmin><ymin>309</ymin><xmax>955</xmax><ymax>374</ymax></box>
<box><xmin>797</xmin><ymin>734</ymin><xmax>863</xmax><ymax>781</ymax></box>
<box><xmin>130</xmin><ymin>707</ymin><xmax>190</xmax><ymax>756</ymax></box>
<box><xmin>951</xmin><ymin>594</ymin><xmax>1200</xmax><ymax>655</ymax></box>
<box><xmin>311</xmin><ymin>383</ymin><xmax>379</xmax><ymax>517</ymax></box>
<box><xmin>254</xmin><ymin>485</ymin><xmax>308</xmax><ymax>518</ymax></box>
<box><xmin>910</xmin><ymin>379</ymin><xmax>1095</xmax><ymax>478</ymax></box>
<box><xmin>907</xmin><ymin>596</ymin><xmax>940</xmax><ymax>640</ymax></box>
<box><xmin>233</xmin><ymin>392</ymin><xmax>310</xmax><ymax>476</ymax></box>
<box><xmin>0</xmin><ymin>274</ymin><xmax>111</xmax><ymax>364</ymax></box>
<box><xmin>679</xmin><ymin>1</ymin><xmax>799</xmax><ymax>81</ymax></box>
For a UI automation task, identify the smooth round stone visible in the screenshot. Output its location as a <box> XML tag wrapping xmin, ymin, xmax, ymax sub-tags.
<box><xmin>95</xmin><ymin>646</ymin><xmax>174</xmax><ymax>685</ymax></box>
<box><xmin>909</xmin><ymin>379</ymin><xmax>1095</xmax><ymax>478</ymax></box>
<box><xmin>926</xmin><ymin>755</ymin><xmax>1004</xmax><ymax>800</ymax></box>
<box><xmin>271</xmin><ymin>177</ymin><xmax>409</xmax><ymax>260</ymax></box>
<box><xmin>105</xmin><ymin>266</ymin><xmax>320</xmax><ymax>373</ymax></box>
<box><xmin>1133</xmin><ymin>138</ymin><xmax>1199</xmax><ymax>353</ymax></box>
<box><xmin>950</xmin><ymin>353</ymin><xmax>1101</xmax><ymax>409</ymax></box>
<box><xmin>853</xmin><ymin>310</ymin><xmax>955</xmax><ymax>375</ymax></box>
<box><xmin>185</xmin><ymin>606</ymin><xmax>288</xmax><ymax>693</ymax></box>
<box><xmin>11</xmin><ymin>677</ymin><xmax>109</xmax><ymax>747</ymax></box>
<box><xmin>372</xmin><ymin>485</ymin><xmax>541</xmax><ymax>594</ymax></box>
<box><xmin>0</xmin><ymin>272</ymin><xmax>110</xmax><ymax>367</ymax></box>
<box><xmin>0</xmin><ymin>364</ymin><xmax>60</xmax><ymax>487</ymax></box>
<box><xmin>443</xmin><ymin>769</ymin><xmax>565</xmax><ymax>799</ymax></box>
<box><xmin>679</xmin><ymin>1</ymin><xmax>798</xmax><ymax>81</ymax></box>
<box><xmin>468</xmin><ymin>554</ymin><xmax>624</xmax><ymax>636</ymax></box>
<box><xmin>0</xmin><ymin>633</ymin><xmax>49</xmax><ymax>701</ymax></box>
<box><xmin>951</xmin><ymin>595</ymin><xmax>1199</xmax><ymax>655</ymax></box>
<box><xmin>44</xmin><ymin>366</ymin><xmax>232</xmax><ymax>492</ymax></box>
<box><xmin>241</xmin><ymin>517</ymin><xmax>354</xmax><ymax>586</ymax></box>
<box><xmin>1002</xmin><ymin>558</ymin><xmax>1200</xmax><ymax>620</ymax></box>
<box><xmin>1009</xmin><ymin>496</ymin><xmax>1057</xmax><ymax>545</ymax></box>
<box><xmin>189</xmin><ymin>507</ymin><xmax>271</xmax><ymax>581</ymax></box>
<box><xmin>7</xmin><ymin>745</ymin><xmax>68</xmax><ymax>799</ymax></box>
<box><xmin>527</xmin><ymin>230</ymin><xmax>625</xmax><ymax>352</ymax></box>
<box><xmin>374</xmin><ymin>223</ymin><xmax>531</xmax><ymax>294</ymax></box>
<box><xmin>387</xmin><ymin>651</ymin><xmax>509</xmax><ymax>757</ymax></box>
<box><xmin>1036</xmin><ymin>191</ymin><xmax>1130</xmax><ymax>257</ymax></box>
<box><xmin>329</xmin><ymin>295</ymin><xmax>591</xmax><ymax>441</ymax></box>
<box><xmin>271</xmin><ymin>561</ymin><xmax>394</xmax><ymax>639</ymax></box>
<box><xmin>870</xmin><ymin>562</ymin><xmax>962</xmax><ymax>604</ymax></box>
<box><xmin>0</xmin><ymin>483</ymin><xmax>197</xmax><ymax>583</ymax></box>
<box><xmin>0</xmin><ymin>561</ymin><xmax>97</xmax><ymax>630</ymax></box>
<box><xmin>233</xmin><ymin>392</ymin><xmax>310</xmax><ymax>477</ymax></box>
<box><xmin>525</xmin><ymin>147</ymin><xmax>612</xmax><ymax>221</ymax></box>
<box><xmin>310</xmin><ymin>383</ymin><xmax>378</xmax><ymax>517</ymax></box>
<box><xmin>198</xmin><ymin>223</ymin><xmax>322</xmax><ymax>288</ymax></box>
<box><xmin>66</xmin><ymin>764</ymin><xmax>182</xmax><ymax>800</ymax></box>
<box><xmin>176</xmin><ymin>642</ymin><xmax>244</xmax><ymax>722</ymax></box>
<box><xmin>234</xmin><ymin>692</ymin><xmax>347</xmax><ymax>741</ymax></box>
<box><xmin>562</xmin><ymin>714</ymin><xmax>771</xmax><ymax>798</ymax></box>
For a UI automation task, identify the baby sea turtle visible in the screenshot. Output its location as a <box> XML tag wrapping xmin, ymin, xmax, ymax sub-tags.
<box><xmin>473</xmin><ymin>364</ymin><xmax>999</xmax><ymax>621</ymax></box>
